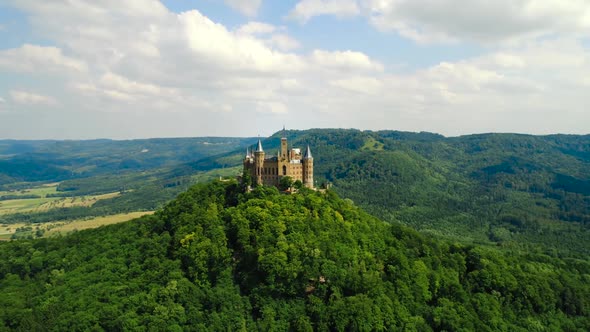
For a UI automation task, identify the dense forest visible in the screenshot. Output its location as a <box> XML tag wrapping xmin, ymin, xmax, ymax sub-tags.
<box><xmin>0</xmin><ymin>180</ymin><xmax>588</xmax><ymax>330</ymax></box>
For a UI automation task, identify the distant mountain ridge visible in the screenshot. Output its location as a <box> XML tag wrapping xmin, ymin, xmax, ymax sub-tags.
<box><xmin>0</xmin><ymin>137</ymin><xmax>256</xmax><ymax>186</ymax></box>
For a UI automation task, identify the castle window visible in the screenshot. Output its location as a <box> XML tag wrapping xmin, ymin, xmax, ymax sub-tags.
<box><xmin>283</xmin><ymin>165</ymin><xmax>287</xmax><ymax>175</ymax></box>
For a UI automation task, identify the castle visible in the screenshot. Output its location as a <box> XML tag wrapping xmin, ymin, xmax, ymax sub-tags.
<box><xmin>243</xmin><ymin>132</ymin><xmax>314</xmax><ymax>189</ymax></box>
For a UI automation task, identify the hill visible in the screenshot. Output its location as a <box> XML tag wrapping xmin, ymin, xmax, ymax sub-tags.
<box><xmin>0</xmin><ymin>180</ymin><xmax>588</xmax><ymax>330</ymax></box>
<box><xmin>198</xmin><ymin>129</ymin><xmax>590</xmax><ymax>257</ymax></box>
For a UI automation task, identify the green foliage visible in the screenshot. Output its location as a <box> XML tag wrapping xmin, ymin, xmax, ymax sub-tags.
<box><xmin>0</xmin><ymin>181</ymin><xmax>588</xmax><ymax>330</ymax></box>
<box><xmin>278</xmin><ymin>176</ymin><xmax>293</xmax><ymax>191</ymax></box>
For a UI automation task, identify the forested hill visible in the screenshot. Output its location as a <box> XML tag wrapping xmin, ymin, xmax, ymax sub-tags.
<box><xmin>1</xmin><ymin>180</ymin><xmax>589</xmax><ymax>330</ymax></box>
<box><xmin>208</xmin><ymin>129</ymin><xmax>589</xmax><ymax>256</ymax></box>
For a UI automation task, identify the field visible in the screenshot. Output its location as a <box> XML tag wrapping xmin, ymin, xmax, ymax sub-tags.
<box><xmin>0</xmin><ymin>211</ymin><xmax>153</xmax><ymax>240</ymax></box>
<box><xmin>0</xmin><ymin>184</ymin><xmax>120</xmax><ymax>215</ymax></box>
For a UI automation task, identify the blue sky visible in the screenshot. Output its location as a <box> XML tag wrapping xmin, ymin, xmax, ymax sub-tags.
<box><xmin>0</xmin><ymin>0</ymin><xmax>589</xmax><ymax>139</ymax></box>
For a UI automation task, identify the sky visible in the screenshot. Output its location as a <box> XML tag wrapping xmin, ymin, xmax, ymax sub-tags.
<box><xmin>0</xmin><ymin>0</ymin><xmax>589</xmax><ymax>139</ymax></box>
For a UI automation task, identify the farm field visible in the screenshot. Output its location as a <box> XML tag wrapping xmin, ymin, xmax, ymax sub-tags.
<box><xmin>44</xmin><ymin>211</ymin><xmax>154</xmax><ymax>236</ymax></box>
<box><xmin>1</xmin><ymin>211</ymin><xmax>153</xmax><ymax>240</ymax></box>
<box><xmin>0</xmin><ymin>183</ymin><xmax>120</xmax><ymax>216</ymax></box>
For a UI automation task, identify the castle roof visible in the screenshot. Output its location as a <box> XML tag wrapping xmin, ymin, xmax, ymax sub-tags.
<box><xmin>255</xmin><ymin>139</ymin><xmax>264</xmax><ymax>152</ymax></box>
<box><xmin>303</xmin><ymin>145</ymin><xmax>313</xmax><ymax>159</ymax></box>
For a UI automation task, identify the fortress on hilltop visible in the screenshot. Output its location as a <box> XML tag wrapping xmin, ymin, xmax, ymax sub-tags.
<box><xmin>243</xmin><ymin>129</ymin><xmax>314</xmax><ymax>189</ymax></box>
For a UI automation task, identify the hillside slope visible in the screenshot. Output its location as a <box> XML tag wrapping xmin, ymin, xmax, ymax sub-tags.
<box><xmin>1</xmin><ymin>181</ymin><xmax>589</xmax><ymax>330</ymax></box>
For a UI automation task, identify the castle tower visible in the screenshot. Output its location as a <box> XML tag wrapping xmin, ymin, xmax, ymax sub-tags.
<box><xmin>280</xmin><ymin>127</ymin><xmax>288</xmax><ymax>161</ymax></box>
<box><xmin>243</xmin><ymin>147</ymin><xmax>251</xmax><ymax>176</ymax></box>
<box><xmin>302</xmin><ymin>145</ymin><xmax>314</xmax><ymax>188</ymax></box>
<box><xmin>254</xmin><ymin>139</ymin><xmax>265</xmax><ymax>186</ymax></box>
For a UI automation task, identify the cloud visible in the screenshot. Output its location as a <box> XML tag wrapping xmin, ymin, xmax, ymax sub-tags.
<box><xmin>268</xmin><ymin>34</ymin><xmax>301</xmax><ymax>51</ymax></box>
<box><xmin>180</xmin><ymin>10</ymin><xmax>305</xmax><ymax>73</ymax></box>
<box><xmin>0</xmin><ymin>44</ymin><xmax>87</xmax><ymax>73</ymax></box>
<box><xmin>1</xmin><ymin>0</ymin><xmax>589</xmax><ymax>138</ymax></box>
<box><xmin>366</xmin><ymin>0</ymin><xmax>590</xmax><ymax>44</ymax></box>
<box><xmin>223</xmin><ymin>0</ymin><xmax>262</xmax><ymax>17</ymax></box>
<box><xmin>237</xmin><ymin>22</ymin><xmax>300</xmax><ymax>51</ymax></box>
<box><xmin>289</xmin><ymin>0</ymin><xmax>590</xmax><ymax>44</ymax></box>
<box><xmin>10</xmin><ymin>90</ymin><xmax>58</xmax><ymax>106</ymax></box>
<box><xmin>256</xmin><ymin>101</ymin><xmax>288</xmax><ymax>114</ymax></box>
<box><xmin>310</xmin><ymin>50</ymin><xmax>383</xmax><ymax>71</ymax></box>
<box><xmin>330</xmin><ymin>76</ymin><xmax>383</xmax><ymax>94</ymax></box>
<box><xmin>288</xmin><ymin>0</ymin><xmax>360</xmax><ymax>23</ymax></box>
<box><xmin>237</xmin><ymin>22</ymin><xmax>276</xmax><ymax>35</ymax></box>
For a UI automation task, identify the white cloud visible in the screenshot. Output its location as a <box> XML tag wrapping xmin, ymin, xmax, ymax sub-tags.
<box><xmin>237</xmin><ymin>22</ymin><xmax>276</xmax><ymax>35</ymax></box>
<box><xmin>268</xmin><ymin>34</ymin><xmax>301</xmax><ymax>51</ymax></box>
<box><xmin>0</xmin><ymin>44</ymin><xmax>87</xmax><ymax>73</ymax></box>
<box><xmin>311</xmin><ymin>50</ymin><xmax>383</xmax><ymax>71</ymax></box>
<box><xmin>1</xmin><ymin>0</ymin><xmax>589</xmax><ymax>138</ymax></box>
<box><xmin>288</xmin><ymin>0</ymin><xmax>360</xmax><ymax>23</ymax></box>
<box><xmin>223</xmin><ymin>0</ymin><xmax>262</xmax><ymax>17</ymax></box>
<box><xmin>10</xmin><ymin>90</ymin><xmax>58</xmax><ymax>106</ymax></box>
<box><xmin>237</xmin><ymin>22</ymin><xmax>300</xmax><ymax>51</ymax></box>
<box><xmin>180</xmin><ymin>10</ymin><xmax>304</xmax><ymax>73</ymax></box>
<box><xmin>288</xmin><ymin>0</ymin><xmax>590</xmax><ymax>44</ymax></box>
<box><xmin>364</xmin><ymin>0</ymin><xmax>590</xmax><ymax>44</ymax></box>
<box><xmin>330</xmin><ymin>76</ymin><xmax>383</xmax><ymax>94</ymax></box>
<box><xmin>256</xmin><ymin>101</ymin><xmax>288</xmax><ymax>114</ymax></box>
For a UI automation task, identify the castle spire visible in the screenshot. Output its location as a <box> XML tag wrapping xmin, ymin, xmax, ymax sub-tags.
<box><xmin>282</xmin><ymin>125</ymin><xmax>286</xmax><ymax>138</ymax></box>
<box><xmin>303</xmin><ymin>145</ymin><xmax>313</xmax><ymax>159</ymax></box>
<box><xmin>246</xmin><ymin>147</ymin><xmax>251</xmax><ymax>158</ymax></box>
<box><xmin>255</xmin><ymin>139</ymin><xmax>264</xmax><ymax>152</ymax></box>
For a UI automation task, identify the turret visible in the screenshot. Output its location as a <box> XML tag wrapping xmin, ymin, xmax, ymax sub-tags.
<box><xmin>302</xmin><ymin>145</ymin><xmax>314</xmax><ymax>188</ymax></box>
<box><xmin>280</xmin><ymin>128</ymin><xmax>288</xmax><ymax>160</ymax></box>
<box><xmin>254</xmin><ymin>139</ymin><xmax>265</xmax><ymax>185</ymax></box>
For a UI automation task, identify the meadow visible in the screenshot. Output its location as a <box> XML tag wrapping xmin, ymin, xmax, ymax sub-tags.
<box><xmin>1</xmin><ymin>211</ymin><xmax>153</xmax><ymax>240</ymax></box>
<box><xmin>0</xmin><ymin>184</ymin><xmax>120</xmax><ymax>215</ymax></box>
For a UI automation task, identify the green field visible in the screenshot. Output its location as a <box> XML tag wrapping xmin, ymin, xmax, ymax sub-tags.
<box><xmin>44</xmin><ymin>211</ymin><xmax>154</xmax><ymax>236</ymax></box>
<box><xmin>0</xmin><ymin>184</ymin><xmax>120</xmax><ymax>216</ymax></box>
<box><xmin>0</xmin><ymin>183</ymin><xmax>60</xmax><ymax>198</ymax></box>
<box><xmin>2</xmin><ymin>211</ymin><xmax>153</xmax><ymax>240</ymax></box>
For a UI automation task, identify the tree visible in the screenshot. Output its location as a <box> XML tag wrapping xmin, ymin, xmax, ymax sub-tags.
<box><xmin>279</xmin><ymin>176</ymin><xmax>293</xmax><ymax>191</ymax></box>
